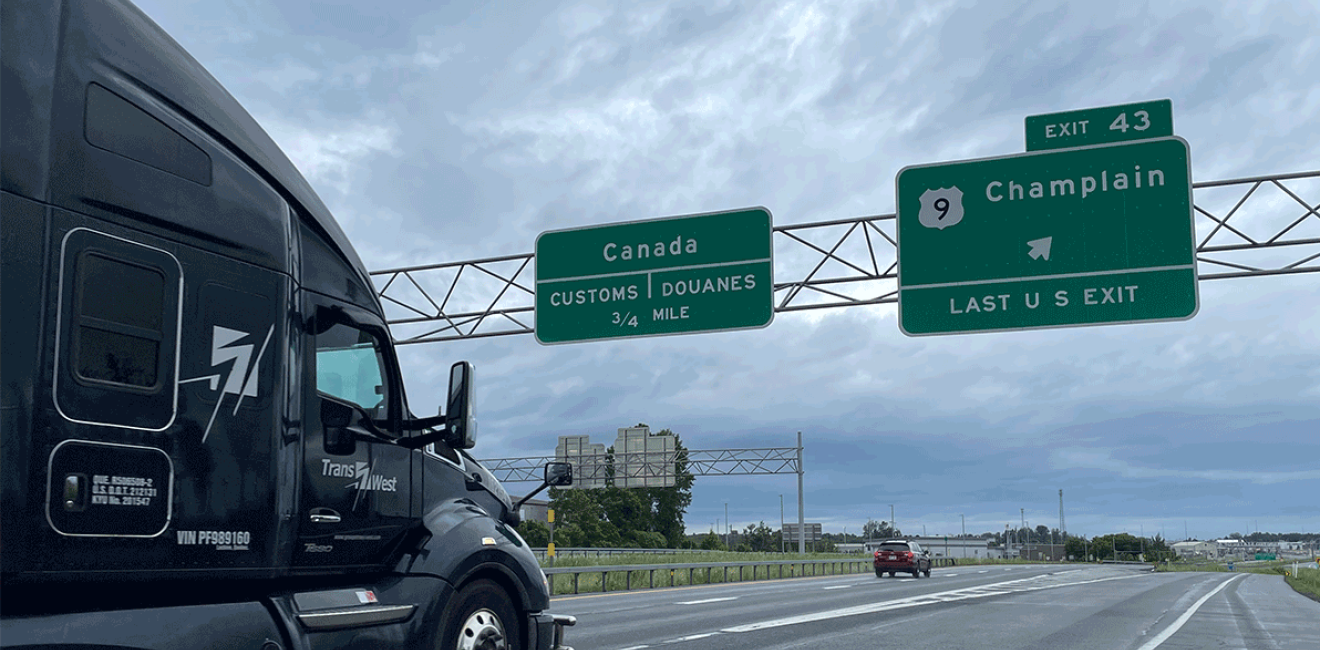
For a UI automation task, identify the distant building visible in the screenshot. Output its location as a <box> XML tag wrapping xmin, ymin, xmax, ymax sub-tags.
<box><xmin>518</xmin><ymin>498</ymin><xmax>549</xmax><ymax>524</ymax></box>
<box><xmin>613</xmin><ymin>426</ymin><xmax>676</xmax><ymax>488</ymax></box>
<box><xmin>555</xmin><ymin>435</ymin><xmax>607</xmax><ymax>489</ymax></box>
<box><xmin>554</xmin><ymin>425</ymin><xmax>677</xmax><ymax>489</ymax></box>
<box><xmin>863</xmin><ymin>537</ymin><xmax>1003</xmax><ymax>560</ymax></box>
<box><xmin>1172</xmin><ymin>541</ymin><xmax>1216</xmax><ymax>558</ymax></box>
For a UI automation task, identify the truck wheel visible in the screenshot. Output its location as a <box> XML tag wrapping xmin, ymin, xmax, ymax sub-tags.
<box><xmin>443</xmin><ymin>580</ymin><xmax>521</xmax><ymax>650</ymax></box>
<box><xmin>875</xmin><ymin>567</ymin><xmax>883</xmax><ymax>578</ymax></box>
<box><xmin>912</xmin><ymin>568</ymin><xmax>920</xmax><ymax>578</ymax></box>
<box><xmin>924</xmin><ymin>566</ymin><xmax>932</xmax><ymax>577</ymax></box>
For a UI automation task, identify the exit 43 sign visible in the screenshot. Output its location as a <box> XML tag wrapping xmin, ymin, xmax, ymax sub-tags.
<box><xmin>1026</xmin><ymin>99</ymin><xmax>1173</xmax><ymax>151</ymax></box>
<box><xmin>896</xmin><ymin>137</ymin><xmax>1198</xmax><ymax>336</ymax></box>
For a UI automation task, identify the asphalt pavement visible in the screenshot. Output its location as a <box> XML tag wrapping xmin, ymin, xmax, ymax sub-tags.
<box><xmin>546</xmin><ymin>564</ymin><xmax>1320</xmax><ymax>649</ymax></box>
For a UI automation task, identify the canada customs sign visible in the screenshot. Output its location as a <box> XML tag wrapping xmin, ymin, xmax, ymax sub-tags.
<box><xmin>896</xmin><ymin>137</ymin><xmax>1198</xmax><ymax>336</ymax></box>
<box><xmin>535</xmin><ymin>208</ymin><xmax>774</xmax><ymax>344</ymax></box>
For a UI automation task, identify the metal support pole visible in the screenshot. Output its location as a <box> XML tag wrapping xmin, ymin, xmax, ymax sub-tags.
<box><xmin>797</xmin><ymin>431</ymin><xmax>805</xmax><ymax>555</ymax></box>
<box><xmin>780</xmin><ymin>494</ymin><xmax>785</xmax><ymax>553</ymax></box>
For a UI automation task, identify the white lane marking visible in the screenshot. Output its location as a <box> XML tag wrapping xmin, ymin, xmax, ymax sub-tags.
<box><xmin>1135</xmin><ymin>574</ymin><xmax>1245</xmax><ymax>650</ymax></box>
<box><xmin>722</xmin><ymin>572</ymin><xmax>1143</xmax><ymax>633</ymax></box>
<box><xmin>823</xmin><ymin>585</ymin><xmax>851</xmax><ymax>590</ymax></box>
<box><xmin>675</xmin><ymin>596</ymin><xmax>737</xmax><ymax>605</ymax></box>
<box><xmin>667</xmin><ymin>632</ymin><xmax>719</xmax><ymax>643</ymax></box>
<box><xmin>944</xmin><ymin>574</ymin><xmax>958</xmax><ymax>577</ymax></box>
<box><xmin>978</xmin><ymin>570</ymin><xmax>989</xmax><ymax>573</ymax></box>
<box><xmin>618</xmin><ymin>646</ymin><xmax>650</xmax><ymax>650</ymax></box>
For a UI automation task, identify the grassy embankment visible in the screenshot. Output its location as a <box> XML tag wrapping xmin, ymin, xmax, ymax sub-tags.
<box><xmin>543</xmin><ymin>551</ymin><xmax>866</xmax><ymax>594</ymax></box>
<box><xmin>1156</xmin><ymin>560</ymin><xmax>1320</xmax><ymax>602</ymax></box>
<box><xmin>541</xmin><ymin>552</ymin><xmax>1038</xmax><ymax>595</ymax></box>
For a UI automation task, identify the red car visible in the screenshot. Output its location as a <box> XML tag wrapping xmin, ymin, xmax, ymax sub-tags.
<box><xmin>873</xmin><ymin>539</ymin><xmax>932</xmax><ymax>578</ymax></box>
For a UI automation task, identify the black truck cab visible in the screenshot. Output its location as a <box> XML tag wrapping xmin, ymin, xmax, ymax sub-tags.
<box><xmin>1</xmin><ymin>1</ymin><xmax>572</xmax><ymax>648</ymax></box>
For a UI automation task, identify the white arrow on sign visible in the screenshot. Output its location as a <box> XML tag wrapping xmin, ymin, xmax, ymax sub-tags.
<box><xmin>1027</xmin><ymin>237</ymin><xmax>1053</xmax><ymax>261</ymax></box>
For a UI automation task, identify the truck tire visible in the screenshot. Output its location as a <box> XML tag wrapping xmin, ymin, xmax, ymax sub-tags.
<box><xmin>924</xmin><ymin>566</ymin><xmax>932</xmax><ymax>577</ymax></box>
<box><xmin>442</xmin><ymin>579</ymin><xmax>521</xmax><ymax>650</ymax></box>
<box><xmin>875</xmin><ymin>567</ymin><xmax>883</xmax><ymax>578</ymax></box>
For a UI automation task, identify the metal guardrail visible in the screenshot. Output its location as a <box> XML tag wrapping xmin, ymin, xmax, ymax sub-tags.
<box><xmin>530</xmin><ymin>547</ymin><xmax>686</xmax><ymax>559</ymax></box>
<box><xmin>542</xmin><ymin>557</ymin><xmax>962</xmax><ymax>595</ymax></box>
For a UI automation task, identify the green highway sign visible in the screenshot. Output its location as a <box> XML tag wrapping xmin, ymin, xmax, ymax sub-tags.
<box><xmin>1026</xmin><ymin>99</ymin><xmax>1173</xmax><ymax>151</ymax></box>
<box><xmin>896</xmin><ymin>137</ymin><xmax>1197</xmax><ymax>336</ymax></box>
<box><xmin>535</xmin><ymin>208</ymin><xmax>774</xmax><ymax>344</ymax></box>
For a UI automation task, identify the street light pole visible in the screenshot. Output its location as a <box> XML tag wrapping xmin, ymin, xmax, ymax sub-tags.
<box><xmin>780</xmin><ymin>494</ymin><xmax>785</xmax><ymax>553</ymax></box>
<box><xmin>961</xmin><ymin>514</ymin><xmax>965</xmax><ymax>539</ymax></box>
<box><xmin>725</xmin><ymin>502</ymin><xmax>730</xmax><ymax>550</ymax></box>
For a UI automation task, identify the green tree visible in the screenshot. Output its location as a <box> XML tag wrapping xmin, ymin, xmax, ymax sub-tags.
<box><xmin>1064</xmin><ymin>536</ymin><xmax>1088</xmax><ymax>561</ymax></box>
<box><xmin>741</xmin><ymin>521</ymin><xmax>777</xmax><ymax>552</ymax></box>
<box><xmin>516</xmin><ymin>520</ymin><xmax>550</xmax><ymax>548</ymax></box>
<box><xmin>698</xmin><ymin>530</ymin><xmax>727</xmax><ymax>551</ymax></box>
<box><xmin>547</xmin><ymin>426</ymin><xmax>695</xmax><ymax>548</ymax></box>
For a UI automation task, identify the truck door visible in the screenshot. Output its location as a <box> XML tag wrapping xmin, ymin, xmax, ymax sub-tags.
<box><xmin>295</xmin><ymin>294</ymin><xmax>412</xmax><ymax>569</ymax></box>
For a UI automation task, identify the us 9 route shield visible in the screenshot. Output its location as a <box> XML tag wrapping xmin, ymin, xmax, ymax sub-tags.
<box><xmin>535</xmin><ymin>208</ymin><xmax>774</xmax><ymax>345</ymax></box>
<box><xmin>896</xmin><ymin>137</ymin><xmax>1198</xmax><ymax>336</ymax></box>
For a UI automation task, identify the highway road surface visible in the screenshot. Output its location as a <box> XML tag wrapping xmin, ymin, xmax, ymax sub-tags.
<box><xmin>547</xmin><ymin>564</ymin><xmax>1320</xmax><ymax>649</ymax></box>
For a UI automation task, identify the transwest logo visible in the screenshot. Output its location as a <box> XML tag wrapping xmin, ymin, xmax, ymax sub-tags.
<box><xmin>180</xmin><ymin>324</ymin><xmax>275</xmax><ymax>443</ymax></box>
<box><xmin>321</xmin><ymin>459</ymin><xmax>398</xmax><ymax>492</ymax></box>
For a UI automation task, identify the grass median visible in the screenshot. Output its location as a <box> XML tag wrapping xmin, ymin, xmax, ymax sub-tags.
<box><xmin>542</xmin><ymin>552</ymin><xmax>870</xmax><ymax>595</ymax></box>
<box><xmin>1155</xmin><ymin>560</ymin><xmax>1320</xmax><ymax>602</ymax></box>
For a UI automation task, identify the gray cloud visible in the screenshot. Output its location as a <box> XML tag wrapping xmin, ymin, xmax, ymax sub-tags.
<box><xmin>132</xmin><ymin>0</ymin><xmax>1320</xmax><ymax>538</ymax></box>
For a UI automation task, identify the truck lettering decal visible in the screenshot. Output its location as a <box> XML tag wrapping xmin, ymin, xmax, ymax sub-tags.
<box><xmin>321</xmin><ymin>459</ymin><xmax>398</xmax><ymax>492</ymax></box>
<box><xmin>179</xmin><ymin>324</ymin><xmax>274</xmax><ymax>443</ymax></box>
<box><xmin>174</xmin><ymin>529</ymin><xmax>252</xmax><ymax>551</ymax></box>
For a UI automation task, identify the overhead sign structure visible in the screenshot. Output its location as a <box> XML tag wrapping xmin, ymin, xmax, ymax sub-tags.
<box><xmin>535</xmin><ymin>208</ymin><xmax>773</xmax><ymax>344</ymax></box>
<box><xmin>1026</xmin><ymin>99</ymin><xmax>1174</xmax><ymax>152</ymax></box>
<box><xmin>896</xmin><ymin>137</ymin><xmax>1197</xmax><ymax>336</ymax></box>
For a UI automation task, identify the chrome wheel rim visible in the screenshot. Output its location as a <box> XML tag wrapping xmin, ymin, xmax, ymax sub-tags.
<box><xmin>458</xmin><ymin>608</ymin><xmax>507</xmax><ymax>650</ymax></box>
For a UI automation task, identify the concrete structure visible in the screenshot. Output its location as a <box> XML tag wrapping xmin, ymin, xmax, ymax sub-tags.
<box><xmin>864</xmin><ymin>537</ymin><xmax>1002</xmax><ymax>560</ymax></box>
<box><xmin>554</xmin><ymin>426</ymin><xmax>677</xmax><ymax>489</ymax></box>
<box><xmin>613</xmin><ymin>426</ymin><xmax>676</xmax><ymax>488</ymax></box>
<box><xmin>1172</xmin><ymin>540</ymin><xmax>1217</xmax><ymax>558</ymax></box>
<box><xmin>555</xmin><ymin>435</ymin><xmax>607</xmax><ymax>489</ymax></box>
<box><xmin>518</xmin><ymin>498</ymin><xmax>549</xmax><ymax>524</ymax></box>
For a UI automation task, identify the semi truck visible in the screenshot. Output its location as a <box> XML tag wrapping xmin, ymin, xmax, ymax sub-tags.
<box><xmin>0</xmin><ymin>1</ymin><xmax>576</xmax><ymax>648</ymax></box>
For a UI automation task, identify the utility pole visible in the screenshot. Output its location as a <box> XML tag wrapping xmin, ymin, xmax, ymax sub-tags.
<box><xmin>725</xmin><ymin>502</ymin><xmax>729</xmax><ymax>550</ymax></box>
<box><xmin>961</xmin><ymin>514</ymin><xmax>965</xmax><ymax>539</ymax></box>
<box><xmin>890</xmin><ymin>504</ymin><xmax>895</xmax><ymax>533</ymax></box>
<box><xmin>797</xmin><ymin>431</ymin><xmax>805</xmax><ymax>555</ymax></box>
<box><xmin>1059</xmin><ymin>489</ymin><xmax>1066</xmax><ymax>546</ymax></box>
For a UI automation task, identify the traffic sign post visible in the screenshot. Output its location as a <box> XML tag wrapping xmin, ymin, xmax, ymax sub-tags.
<box><xmin>1026</xmin><ymin>99</ymin><xmax>1173</xmax><ymax>151</ymax></box>
<box><xmin>896</xmin><ymin>137</ymin><xmax>1197</xmax><ymax>336</ymax></box>
<box><xmin>535</xmin><ymin>208</ymin><xmax>773</xmax><ymax>344</ymax></box>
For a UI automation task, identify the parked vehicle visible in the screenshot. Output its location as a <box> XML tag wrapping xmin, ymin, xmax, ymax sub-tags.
<box><xmin>1</xmin><ymin>1</ymin><xmax>574</xmax><ymax>648</ymax></box>
<box><xmin>873</xmin><ymin>540</ymin><xmax>933</xmax><ymax>578</ymax></box>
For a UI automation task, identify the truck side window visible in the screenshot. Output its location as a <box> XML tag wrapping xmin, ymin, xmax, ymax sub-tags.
<box><xmin>315</xmin><ymin>322</ymin><xmax>390</xmax><ymax>422</ymax></box>
<box><xmin>73</xmin><ymin>253</ymin><xmax>165</xmax><ymax>387</ymax></box>
<box><xmin>55</xmin><ymin>229</ymin><xmax>181</xmax><ymax>431</ymax></box>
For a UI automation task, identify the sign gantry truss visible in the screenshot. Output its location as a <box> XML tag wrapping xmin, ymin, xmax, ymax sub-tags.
<box><xmin>372</xmin><ymin>170</ymin><xmax>1320</xmax><ymax>344</ymax></box>
<box><xmin>481</xmin><ymin>448</ymin><xmax>802</xmax><ymax>484</ymax></box>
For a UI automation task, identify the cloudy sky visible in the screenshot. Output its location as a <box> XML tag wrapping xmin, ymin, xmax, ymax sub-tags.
<box><xmin>135</xmin><ymin>0</ymin><xmax>1319</xmax><ymax>542</ymax></box>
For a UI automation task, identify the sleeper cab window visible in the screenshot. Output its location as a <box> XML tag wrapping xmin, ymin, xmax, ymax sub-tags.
<box><xmin>56</xmin><ymin>229</ymin><xmax>181</xmax><ymax>431</ymax></box>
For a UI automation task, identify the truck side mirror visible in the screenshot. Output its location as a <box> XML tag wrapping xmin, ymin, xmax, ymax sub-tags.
<box><xmin>321</xmin><ymin>397</ymin><xmax>357</xmax><ymax>456</ymax></box>
<box><xmin>445</xmin><ymin>361</ymin><xmax>477</xmax><ymax>450</ymax></box>
<box><xmin>545</xmin><ymin>462</ymin><xmax>572</xmax><ymax>487</ymax></box>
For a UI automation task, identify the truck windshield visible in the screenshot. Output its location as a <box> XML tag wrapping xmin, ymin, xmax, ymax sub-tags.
<box><xmin>315</xmin><ymin>322</ymin><xmax>390</xmax><ymax>420</ymax></box>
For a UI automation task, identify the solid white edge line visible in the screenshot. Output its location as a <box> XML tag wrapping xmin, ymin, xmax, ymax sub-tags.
<box><xmin>617</xmin><ymin>645</ymin><xmax>650</xmax><ymax>650</ymax></box>
<box><xmin>1134</xmin><ymin>574</ymin><xmax>1245</xmax><ymax>650</ymax></box>
<box><xmin>823</xmin><ymin>585</ymin><xmax>851</xmax><ymax>590</ymax></box>
<box><xmin>676</xmin><ymin>596</ymin><xmax>738</xmax><ymax>605</ymax></box>
<box><xmin>669</xmin><ymin>632</ymin><xmax>720</xmax><ymax>642</ymax></box>
<box><xmin>721</xmin><ymin>572</ymin><xmax>1142</xmax><ymax>634</ymax></box>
